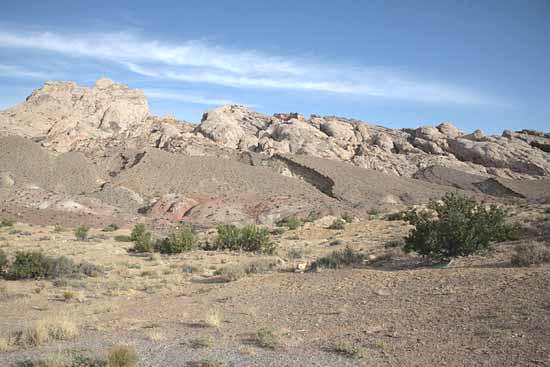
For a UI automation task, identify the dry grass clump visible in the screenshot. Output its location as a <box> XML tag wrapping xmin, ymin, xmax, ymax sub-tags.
<box><xmin>511</xmin><ymin>242</ymin><xmax>550</xmax><ymax>266</ymax></box>
<box><xmin>106</xmin><ymin>344</ymin><xmax>138</xmax><ymax>367</ymax></box>
<box><xmin>190</xmin><ymin>335</ymin><xmax>214</xmax><ymax>349</ymax></box>
<box><xmin>0</xmin><ymin>336</ymin><xmax>15</xmax><ymax>352</ymax></box>
<box><xmin>204</xmin><ymin>310</ymin><xmax>224</xmax><ymax>328</ymax></box>
<box><xmin>14</xmin><ymin>317</ymin><xmax>78</xmax><ymax>347</ymax></box>
<box><xmin>333</xmin><ymin>341</ymin><xmax>368</xmax><ymax>359</ymax></box>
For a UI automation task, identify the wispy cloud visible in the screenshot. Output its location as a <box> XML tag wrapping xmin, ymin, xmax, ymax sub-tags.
<box><xmin>0</xmin><ymin>29</ymin><xmax>499</xmax><ymax>105</ymax></box>
<box><xmin>0</xmin><ymin>63</ymin><xmax>58</xmax><ymax>80</ymax></box>
<box><xmin>144</xmin><ymin>88</ymin><xmax>255</xmax><ymax>107</ymax></box>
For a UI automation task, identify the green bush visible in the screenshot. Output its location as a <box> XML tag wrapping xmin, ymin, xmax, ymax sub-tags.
<box><xmin>74</xmin><ymin>225</ymin><xmax>90</xmax><ymax>241</ymax></box>
<box><xmin>328</xmin><ymin>218</ymin><xmax>346</xmax><ymax>230</ymax></box>
<box><xmin>156</xmin><ymin>226</ymin><xmax>197</xmax><ymax>254</ymax></box>
<box><xmin>213</xmin><ymin>225</ymin><xmax>276</xmax><ymax>254</ymax></box>
<box><xmin>511</xmin><ymin>242</ymin><xmax>550</xmax><ymax>266</ymax></box>
<box><xmin>130</xmin><ymin>224</ymin><xmax>153</xmax><ymax>253</ymax></box>
<box><xmin>0</xmin><ymin>249</ymin><xmax>7</xmax><ymax>274</ymax></box>
<box><xmin>277</xmin><ymin>216</ymin><xmax>303</xmax><ymax>230</ymax></box>
<box><xmin>102</xmin><ymin>224</ymin><xmax>119</xmax><ymax>232</ymax></box>
<box><xmin>6</xmin><ymin>252</ymin><xmax>76</xmax><ymax>280</ymax></box>
<box><xmin>403</xmin><ymin>193</ymin><xmax>517</xmax><ymax>260</ymax></box>
<box><xmin>311</xmin><ymin>247</ymin><xmax>365</xmax><ymax>270</ymax></box>
<box><xmin>0</xmin><ymin>218</ymin><xmax>15</xmax><ymax>227</ymax></box>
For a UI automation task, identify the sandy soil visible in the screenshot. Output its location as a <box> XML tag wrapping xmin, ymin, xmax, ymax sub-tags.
<box><xmin>1</xmin><ymin>206</ymin><xmax>549</xmax><ymax>366</ymax></box>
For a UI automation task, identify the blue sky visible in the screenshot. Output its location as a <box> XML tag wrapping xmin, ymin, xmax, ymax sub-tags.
<box><xmin>0</xmin><ymin>0</ymin><xmax>549</xmax><ymax>134</ymax></box>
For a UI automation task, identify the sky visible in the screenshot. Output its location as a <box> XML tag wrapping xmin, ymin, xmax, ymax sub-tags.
<box><xmin>0</xmin><ymin>0</ymin><xmax>549</xmax><ymax>134</ymax></box>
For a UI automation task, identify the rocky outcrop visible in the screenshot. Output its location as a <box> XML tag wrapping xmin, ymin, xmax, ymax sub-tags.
<box><xmin>1</xmin><ymin>79</ymin><xmax>549</xmax><ymax>181</ymax></box>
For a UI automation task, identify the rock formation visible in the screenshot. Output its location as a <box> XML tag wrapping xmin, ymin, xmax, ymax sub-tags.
<box><xmin>1</xmin><ymin>78</ymin><xmax>549</xmax><ymax>180</ymax></box>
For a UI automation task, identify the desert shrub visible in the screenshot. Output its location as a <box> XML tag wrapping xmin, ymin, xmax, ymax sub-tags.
<box><xmin>511</xmin><ymin>242</ymin><xmax>550</xmax><ymax>267</ymax></box>
<box><xmin>255</xmin><ymin>328</ymin><xmax>281</xmax><ymax>350</ymax></box>
<box><xmin>4</xmin><ymin>251</ymin><xmax>98</xmax><ymax>280</ymax></box>
<box><xmin>239</xmin><ymin>225</ymin><xmax>276</xmax><ymax>254</ymax></box>
<box><xmin>287</xmin><ymin>247</ymin><xmax>304</xmax><ymax>259</ymax></box>
<box><xmin>6</xmin><ymin>252</ymin><xmax>62</xmax><ymax>280</ymax></box>
<box><xmin>277</xmin><ymin>216</ymin><xmax>303</xmax><ymax>230</ymax></box>
<box><xmin>102</xmin><ymin>224</ymin><xmax>119</xmax><ymax>232</ymax></box>
<box><xmin>328</xmin><ymin>218</ymin><xmax>346</xmax><ymax>230</ymax></box>
<box><xmin>333</xmin><ymin>341</ymin><xmax>367</xmax><ymax>359</ymax></box>
<box><xmin>156</xmin><ymin>226</ymin><xmax>197</xmax><ymax>254</ymax></box>
<box><xmin>114</xmin><ymin>235</ymin><xmax>132</xmax><ymax>242</ymax></box>
<box><xmin>204</xmin><ymin>310</ymin><xmax>224</xmax><ymax>328</ymax></box>
<box><xmin>130</xmin><ymin>224</ymin><xmax>153</xmax><ymax>253</ymax></box>
<box><xmin>106</xmin><ymin>345</ymin><xmax>138</xmax><ymax>367</ymax></box>
<box><xmin>74</xmin><ymin>225</ymin><xmax>90</xmax><ymax>241</ymax></box>
<box><xmin>48</xmin><ymin>256</ymin><xmax>77</xmax><ymax>279</ymax></box>
<box><xmin>1</xmin><ymin>218</ymin><xmax>15</xmax><ymax>227</ymax></box>
<box><xmin>341</xmin><ymin>212</ymin><xmax>354</xmax><ymax>223</ymax></box>
<box><xmin>0</xmin><ymin>249</ymin><xmax>7</xmax><ymax>274</ymax></box>
<box><xmin>403</xmin><ymin>193</ymin><xmax>518</xmax><ymax>260</ymax></box>
<box><xmin>311</xmin><ymin>247</ymin><xmax>365</xmax><ymax>270</ymax></box>
<box><xmin>213</xmin><ymin>225</ymin><xmax>276</xmax><ymax>254</ymax></box>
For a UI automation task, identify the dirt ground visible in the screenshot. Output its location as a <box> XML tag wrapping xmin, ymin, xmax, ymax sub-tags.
<box><xmin>1</xmin><ymin>207</ymin><xmax>549</xmax><ymax>366</ymax></box>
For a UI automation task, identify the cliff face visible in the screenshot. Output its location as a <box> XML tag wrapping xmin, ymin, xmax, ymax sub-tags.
<box><xmin>1</xmin><ymin>78</ymin><xmax>549</xmax><ymax>180</ymax></box>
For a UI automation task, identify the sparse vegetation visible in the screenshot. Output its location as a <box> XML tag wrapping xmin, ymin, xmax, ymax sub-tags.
<box><xmin>333</xmin><ymin>341</ymin><xmax>367</xmax><ymax>359</ymax></box>
<box><xmin>287</xmin><ymin>247</ymin><xmax>304</xmax><ymax>259</ymax></box>
<box><xmin>156</xmin><ymin>226</ymin><xmax>197</xmax><ymax>254</ymax></box>
<box><xmin>311</xmin><ymin>246</ymin><xmax>365</xmax><ymax>270</ymax></box>
<box><xmin>14</xmin><ymin>353</ymin><xmax>108</xmax><ymax>367</ymax></box>
<box><xmin>114</xmin><ymin>235</ymin><xmax>132</xmax><ymax>242</ymax></box>
<box><xmin>129</xmin><ymin>224</ymin><xmax>153</xmax><ymax>253</ymax></box>
<box><xmin>214</xmin><ymin>265</ymin><xmax>246</xmax><ymax>282</ymax></box>
<box><xmin>211</xmin><ymin>224</ymin><xmax>276</xmax><ymax>254</ymax></box>
<box><xmin>191</xmin><ymin>336</ymin><xmax>214</xmax><ymax>349</ymax></box>
<box><xmin>403</xmin><ymin>193</ymin><xmax>518</xmax><ymax>260</ymax></box>
<box><xmin>328</xmin><ymin>218</ymin><xmax>346</xmax><ymax>230</ymax></box>
<box><xmin>74</xmin><ymin>225</ymin><xmax>90</xmax><ymax>241</ymax></box>
<box><xmin>0</xmin><ymin>218</ymin><xmax>15</xmax><ymax>227</ymax></box>
<box><xmin>277</xmin><ymin>215</ymin><xmax>303</xmax><ymax>230</ymax></box>
<box><xmin>511</xmin><ymin>242</ymin><xmax>550</xmax><ymax>266</ymax></box>
<box><xmin>12</xmin><ymin>317</ymin><xmax>78</xmax><ymax>347</ymax></box>
<box><xmin>3</xmin><ymin>251</ymin><xmax>98</xmax><ymax>280</ymax></box>
<box><xmin>6</xmin><ymin>252</ymin><xmax>73</xmax><ymax>280</ymax></box>
<box><xmin>254</xmin><ymin>327</ymin><xmax>281</xmax><ymax>350</ymax></box>
<box><xmin>102</xmin><ymin>224</ymin><xmax>119</xmax><ymax>232</ymax></box>
<box><xmin>106</xmin><ymin>345</ymin><xmax>138</xmax><ymax>367</ymax></box>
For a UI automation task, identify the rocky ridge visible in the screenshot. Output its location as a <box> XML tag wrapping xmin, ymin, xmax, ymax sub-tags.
<box><xmin>1</xmin><ymin>78</ymin><xmax>549</xmax><ymax>180</ymax></box>
<box><xmin>1</xmin><ymin>78</ymin><xmax>549</xmax><ymax>227</ymax></box>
